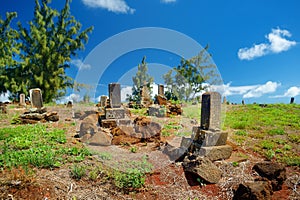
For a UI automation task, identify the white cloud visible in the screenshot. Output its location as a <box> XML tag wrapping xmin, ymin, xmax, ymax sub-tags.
<box><xmin>56</xmin><ymin>93</ymin><xmax>82</xmax><ymax>104</ymax></box>
<box><xmin>71</xmin><ymin>59</ymin><xmax>91</xmax><ymax>71</ymax></box>
<box><xmin>161</xmin><ymin>0</ymin><xmax>177</xmax><ymax>3</ymax></box>
<box><xmin>210</xmin><ymin>81</ymin><xmax>280</xmax><ymax>99</ymax></box>
<box><xmin>243</xmin><ymin>81</ymin><xmax>280</xmax><ymax>98</ymax></box>
<box><xmin>272</xmin><ymin>86</ymin><xmax>300</xmax><ymax>98</ymax></box>
<box><xmin>82</xmin><ymin>0</ymin><xmax>135</xmax><ymax>14</ymax></box>
<box><xmin>238</xmin><ymin>28</ymin><xmax>297</xmax><ymax>60</ymax></box>
<box><xmin>121</xmin><ymin>86</ymin><xmax>132</xmax><ymax>102</ymax></box>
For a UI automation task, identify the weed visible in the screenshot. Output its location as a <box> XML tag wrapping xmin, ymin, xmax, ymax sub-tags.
<box><xmin>232</xmin><ymin>162</ymin><xmax>239</xmax><ymax>167</ymax></box>
<box><xmin>114</xmin><ymin>168</ymin><xmax>145</xmax><ymax>189</ymax></box>
<box><xmin>283</xmin><ymin>144</ymin><xmax>292</xmax><ymax>150</ymax></box>
<box><xmin>235</xmin><ymin>130</ymin><xmax>247</xmax><ymax>136</ymax></box>
<box><xmin>130</xmin><ymin>146</ymin><xmax>137</xmax><ymax>153</ymax></box>
<box><xmin>288</xmin><ymin>134</ymin><xmax>300</xmax><ymax>143</ymax></box>
<box><xmin>265</xmin><ymin>149</ymin><xmax>275</xmax><ymax>160</ymax></box>
<box><xmin>268</xmin><ymin>128</ymin><xmax>285</xmax><ymax>135</ymax></box>
<box><xmin>70</xmin><ymin>164</ymin><xmax>86</xmax><ymax>180</ymax></box>
<box><xmin>260</xmin><ymin>140</ymin><xmax>275</xmax><ymax>150</ymax></box>
<box><xmin>98</xmin><ymin>152</ymin><xmax>112</xmax><ymax>160</ymax></box>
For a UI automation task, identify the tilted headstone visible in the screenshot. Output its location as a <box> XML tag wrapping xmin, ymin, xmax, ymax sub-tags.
<box><xmin>100</xmin><ymin>95</ymin><xmax>108</xmax><ymax>107</ymax></box>
<box><xmin>200</xmin><ymin>92</ymin><xmax>221</xmax><ymax>130</ymax></box>
<box><xmin>290</xmin><ymin>97</ymin><xmax>295</xmax><ymax>104</ymax></box>
<box><xmin>158</xmin><ymin>84</ymin><xmax>164</xmax><ymax>96</ymax></box>
<box><xmin>29</xmin><ymin>88</ymin><xmax>43</xmax><ymax>109</ymax></box>
<box><xmin>109</xmin><ymin>83</ymin><xmax>121</xmax><ymax>108</ymax></box>
<box><xmin>19</xmin><ymin>93</ymin><xmax>26</xmax><ymax>106</ymax></box>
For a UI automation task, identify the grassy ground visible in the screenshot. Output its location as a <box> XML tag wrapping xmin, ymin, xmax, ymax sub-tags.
<box><xmin>224</xmin><ymin>103</ymin><xmax>300</xmax><ymax>166</ymax></box>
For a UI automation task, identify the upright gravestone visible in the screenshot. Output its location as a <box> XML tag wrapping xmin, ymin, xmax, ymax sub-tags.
<box><xmin>223</xmin><ymin>96</ymin><xmax>227</xmax><ymax>104</ymax></box>
<box><xmin>290</xmin><ymin>97</ymin><xmax>295</xmax><ymax>104</ymax></box>
<box><xmin>19</xmin><ymin>93</ymin><xmax>26</xmax><ymax>107</ymax></box>
<box><xmin>158</xmin><ymin>84</ymin><xmax>164</xmax><ymax>96</ymax></box>
<box><xmin>109</xmin><ymin>83</ymin><xmax>121</xmax><ymax>108</ymax></box>
<box><xmin>201</xmin><ymin>92</ymin><xmax>221</xmax><ymax>130</ymax></box>
<box><xmin>100</xmin><ymin>95</ymin><xmax>108</xmax><ymax>107</ymax></box>
<box><xmin>29</xmin><ymin>88</ymin><xmax>43</xmax><ymax>109</ymax></box>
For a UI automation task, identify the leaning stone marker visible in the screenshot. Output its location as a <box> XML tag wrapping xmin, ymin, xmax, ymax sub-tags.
<box><xmin>290</xmin><ymin>97</ymin><xmax>295</xmax><ymax>104</ymax></box>
<box><xmin>29</xmin><ymin>88</ymin><xmax>43</xmax><ymax>109</ymax></box>
<box><xmin>109</xmin><ymin>83</ymin><xmax>121</xmax><ymax>108</ymax></box>
<box><xmin>100</xmin><ymin>95</ymin><xmax>108</xmax><ymax>107</ymax></box>
<box><xmin>200</xmin><ymin>92</ymin><xmax>221</xmax><ymax>130</ymax></box>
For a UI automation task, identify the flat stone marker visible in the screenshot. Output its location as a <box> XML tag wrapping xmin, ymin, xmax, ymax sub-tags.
<box><xmin>109</xmin><ymin>83</ymin><xmax>121</xmax><ymax>108</ymax></box>
<box><xmin>29</xmin><ymin>88</ymin><xmax>43</xmax><ymax>109</ymax></box>
<box><xmin>200</xmin><ymin>92</ymin><xmax>221</xmax><ymax>130</ymax></box>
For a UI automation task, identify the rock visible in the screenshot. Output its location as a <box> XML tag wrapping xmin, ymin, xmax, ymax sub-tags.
<box><xmin>86</xmin><ymin>131</ymin><xmax>112</xmax><ymax>146</ymax></box>
<box><xmin>182</xmin><ymin>155</ymin><xmax>222</xmax><ymax>184</ymax></box>
<box><xmin>148</xmin><ymin>105</ymin><xmax>166</xmax><ymax>117</ymax></box>
<box><xmin>197</xmin><ymin>145</ymin><xmax>233</xmax><ymax>161</ymax></box>
<box><xmin>111</xmin><ymin>127</ymin><xmax>140</xmax><ymax>145</ymax></box>
<box><xmin>134</xmin><ymin>117</ymin><xmax>161</xmax><ymax>142</ymax></box>
<box><xmin>79</xmin><ymin>114</ymin><xmax>99</xmax><ymax>137</ymax></box>
<box><xmin>163</xmin><ymin>136</ymin><xmax>188</xmax><ymax>161</ymax></box>
<box><xmin>253</xmin><ymin>162</ymin><xmax>286</xmax><ymax>191</ymax></box>
<box><xmin>233</xmin><ymin>181</ymin><xmax>273</xmax><ymax>200</ymax></box>
<box><xmin>156</xmin><ymin>95</ymin><xmax>167</xmax><ymax>105</ymax></box>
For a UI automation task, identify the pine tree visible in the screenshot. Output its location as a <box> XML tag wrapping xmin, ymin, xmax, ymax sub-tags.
<box><xmin>131</xmin><ymin>56</ymin><xmax>154</xmax><ymax>102</ymax></box>
<box><xmin>15</xmin><ymin>0</ymin><xmax>93</xmax><ymax>102</ymax></box>
<box><xmin>0</xmin><ymin>12</ymin><xmax>19</xmax><ymax>95</ymax></box>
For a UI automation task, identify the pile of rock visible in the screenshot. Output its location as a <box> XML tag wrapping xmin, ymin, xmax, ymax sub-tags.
<box><xmin>20</xmin><ymin>107</ymin><xmax>59</xmax><ymax>124</ymax></box>
<box><xmin>233</xmin><ymin>162</ymin><xmax>287</xmax><ymax>199</ymax></box>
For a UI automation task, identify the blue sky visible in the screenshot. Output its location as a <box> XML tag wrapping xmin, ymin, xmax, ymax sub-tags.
<box><xmin>1</xmin><ymin>0</ymin><xmax>299</xmax><ymax>104</ymax></box>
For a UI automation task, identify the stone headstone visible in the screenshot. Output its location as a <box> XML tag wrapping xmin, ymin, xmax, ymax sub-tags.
<box><xmin>100</xmin><ymin>95</ymin><xmax>108</xmax><ymax>107</ymax></box>
<box><xmin>19</xmin><ymin>93</ymin><xmax>26</xmax><ymax>107</ymax></box>
<box><xmin>158</xmin><ymin>84</ymin><xmax>164</xmax><ymax>96</ymax></box>
<box><xmin>290</xmin><ymin>97</ymin><xmax>295</xmax><ymax>104</ymax></box>
<box><xmin>109</xmin><ymin>83</ymin><xmax>121</xmax><ymax>108</ymax></box>
<box><xmin>242</xmin><ymin>100</ymin><xmax>245</xmax><ymax>105</ymax></box>
<box><xmin>223</xmin><ymin>96</ymin><xmax>227</xmax><ymax>104</ymax></box>
<box><xmin>29</xmin><ymin>88</ymin><xmax>43</xmax><ymax>109</ymax></box>
<box><xmin>200</xmin><ymin>92</ymin><xmax>221</xmax><ymax>130</ymax></box>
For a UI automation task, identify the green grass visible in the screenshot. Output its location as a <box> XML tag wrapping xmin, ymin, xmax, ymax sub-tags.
<box><xmin>0</xmin><ymin>124</ymin><xmax>91</xmax><ymax>169</ymax></box>
<box><xmin>225</xmin><ymin>104</ymin><xmax>300</xmax><ymax>166</ymax></box>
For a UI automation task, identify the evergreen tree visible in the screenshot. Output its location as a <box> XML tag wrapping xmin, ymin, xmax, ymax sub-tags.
<box><xmin>0</xmin><ymin>12</ymin><xmax>19</xmax><ymax>95</ymax></box>
<box><xmin>163</xmin><ymin>45</ymin><xmax>220</xmax><ymax>101</ymax></box>
<box><xmin>15</xmin><ymin>0</ymin><xmax>93</xmax><ymax>102</ymax></box>
<box><xmin>130</xmin><ymin>56</ymin><xmax>154</xmax><ymax>102</ymax></box>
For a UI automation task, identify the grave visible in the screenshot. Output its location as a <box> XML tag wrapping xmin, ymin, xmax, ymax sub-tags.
<box><xmin>29</xmin><ymin>88</ymin><xmax>43</xmax><ymax>109</ymax></box>
<box><xmin>158</xmin><ymin>84</ymin><xmax>164</xmax><ymax>96</ymax></box>
<box><xmin>19</xmin><ymin>88</ymin><xmax>59</xmax><ymax>124</ymax></box>
<box><xmin>19</xmin><ymin>93</ymin><xmax>26</xmax><ymax>107</ymax></box>
<box><xmin>290</xmin><ymin>97</ymin><xmax>295</xmax><ymax>104</ymax></box>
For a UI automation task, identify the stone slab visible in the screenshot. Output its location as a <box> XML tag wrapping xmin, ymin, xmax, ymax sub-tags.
<box><xmin>100</xmin><ymin>119</ymin><xmax>132</xmax><ymax>129</ymax></box>
<box><xmin>197</xmin><ymin>145</ymin><xmax>233</xmax><ymax>161</ymax></box>
<box><xmin>192</xmin><ymin>127</ymin><xmax>228</xmax><ymax>147</ymax></box>
<box><xmin>105</xmin><ymin>108</ymin><xmax>125</xmax><ymax>119</ymax></box>
<box><xmin>200</xmin><ymin>92</ymin><xmax>221</xmax><ymax>130</ymax></box>
<box><xmin>148</xmin><ymin>105</ymin><xmax>166</xmax><ymax>117</ymax></box>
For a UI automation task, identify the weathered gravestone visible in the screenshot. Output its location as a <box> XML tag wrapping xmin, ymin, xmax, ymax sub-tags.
<box><xmin>100</xmin><ymin>95</ymin><xmax>108</xmax><ymax>107</ymax></box>
<box><xmin>158</xmin><ymin>84</ymin><xmax>164</xmax><ymax>96</ymax></box>
<box><xmin>290</xmin><ymin>97</ymin><xmax>295</xmax><ymax>104</ymax></box>
<box><xmin>109</xmin><ymin>83</ymin><xmax>121</xmax><ymax>108</ymax></box>
<box><xmin>19</xmin><ymin>93</ymin><xmax>26</xmax><ymax>107</ymax></box>
<box><xmin>201</xmin><ymin>92</ymin><xmax>221</xmax><ymax>130</ymax></box>
<box><xmin>223</xmin><ymin>96</ymin><xmax>227</xmax><ymax>104</ymax></box>
<box><xmin>29</xmin><ymin>88</ymin><xmax>43</xmax><ymax>109</ymax></box>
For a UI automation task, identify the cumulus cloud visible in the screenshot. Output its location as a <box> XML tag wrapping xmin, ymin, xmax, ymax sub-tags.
<box><xmin>238</xmin><ymin>28</ymin><xmax>296</xmax><ymax>60</ymax></box>
<box><xmin>272</xmin><ymin>86</ymin><xmax>300</xmax><ymax>98</ymax></box>
<box><xmin>161</xmin><ymin>0</ymin><xmax>177</xmax><ymax>3</ymax></box>
<box><xmin>243</xmin><ymin>81</ymin><xmax>280</xmax><ymax>98</ymax></box>
<box><xmin>82</xmin><ymin>0</ymin><xmax>135</xmax><ymax>14</ymax></box>
<box><xmin>210</xmin><ymin>81</ymin><xmax>280</xmax><ymax>98</ymax></box>
<box><xmin>71</xmin><ymin>59</ymin><xmax>91</xmax><ymax>71</ymax></box>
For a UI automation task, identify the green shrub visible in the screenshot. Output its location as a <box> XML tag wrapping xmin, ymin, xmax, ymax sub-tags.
<box><xmin>268</xmin><ymin>128</ymin><xmax>285</xmax><ymax>135</ymax></box>
<box><xmin>70</xmin><ymin>164</ymin><xmax>86</xmax><ymax>180</ymax></box>
<box><xmin>235</xmin><ymin>130</ymin><xmax>247</xmax><ymax>136</ymax></box>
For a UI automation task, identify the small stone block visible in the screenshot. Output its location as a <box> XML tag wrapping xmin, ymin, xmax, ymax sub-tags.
<box><xmin>201</xmin><ymin>130</ymin><xmax>228</xmax><ymax>147</ymax></box>
<box><xmin>148</xmin><ymin>105</ymin><xmax>166</xmax><ymax>117</ymax></box>
<box><xmin>197</xmin><ymin>145</ymin><xmax>233</xmax><ymax>161</ymax></box>
<box><xmin>105</xmin><ymin>108</ymin><xmax>125</xmax><ymax>119</ymax></box>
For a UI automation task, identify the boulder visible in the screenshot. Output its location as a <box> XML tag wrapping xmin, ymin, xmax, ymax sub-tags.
<box><xmin>233</xmin><ymin>181</ymin><xmax>273</xmax><ymax>200</ymax></box>
<box><xmin>182</xmin><ymin>155</ymin><xmax>222</xmax><ymax>184</ymax></box>
<box><xmin>253</xmin><ymin>162</ymin><xmax>286</xmax><ymax>191</ymax></box>
<box><xmin>197</xmin><ymin>145</ymin><xmax>233</xmax><ymax>161</ymax></box>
